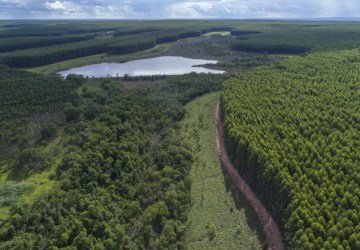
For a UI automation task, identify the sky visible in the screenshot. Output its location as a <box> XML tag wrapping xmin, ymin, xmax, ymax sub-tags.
<box><xmin>0</xmin><ymin>0</ymin><xmax>360</xmax><ymax>20</ymax></box>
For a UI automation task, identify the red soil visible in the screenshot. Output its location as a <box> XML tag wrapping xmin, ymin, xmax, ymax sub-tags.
<box><xmin>215</xmin><ymin>102</ymin><xmax>285</xmax><ymax>250</ymax></box>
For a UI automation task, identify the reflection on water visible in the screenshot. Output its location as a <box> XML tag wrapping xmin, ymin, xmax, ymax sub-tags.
<box><xmin>58</xmin><ymin>56</ymin><xmax>225</xmax><ymax>77</ymax></box>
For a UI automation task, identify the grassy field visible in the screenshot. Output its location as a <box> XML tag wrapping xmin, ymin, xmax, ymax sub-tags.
<box><xmin>0</xmin><ymin>162</ymin><xmax>58</xmax><ymax>220</ymax></box>
<box><xmin>181</xmin><ymin>93</ymin><xmax>264</xmax><ymax>249</ymax></box>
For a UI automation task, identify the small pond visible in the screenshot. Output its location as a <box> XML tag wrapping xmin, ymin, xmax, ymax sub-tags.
<box><xmin>58</xmin><ymin>56</ymin><xmax>224</xmax><ymax>77</ymax></box>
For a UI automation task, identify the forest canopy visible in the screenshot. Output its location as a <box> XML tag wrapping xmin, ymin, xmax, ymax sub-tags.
<box><xmin>0</xmin><ymin>70</ymin><xmax>227</xmax><ymax>249</ymax></box>
<box><xmin>221</xmin><ymin>49</ymin><xmax>360</xmax><ymax>249</ymax></box>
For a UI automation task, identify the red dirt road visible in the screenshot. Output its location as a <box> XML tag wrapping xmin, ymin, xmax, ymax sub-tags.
<box><xmin>215</xmin><ymin>102</ymin><xmax>285</xmax><ymax>250</ymax></box>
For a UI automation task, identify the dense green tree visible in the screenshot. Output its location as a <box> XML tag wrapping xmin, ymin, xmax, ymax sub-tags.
<box><xmin>0</xmin><ymin>72</ymin><xmax>226</xmax><ymax>249</ymax></box>
<box><xmin>222</xmin><ymin>49</ymin><xmax>360</xmax><ymax>248</ymax></box>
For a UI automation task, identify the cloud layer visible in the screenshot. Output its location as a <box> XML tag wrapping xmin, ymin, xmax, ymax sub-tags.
<box><xmin>0</xmin><ymin>0</ymin><xmax>359</xmax><ymax>19</ymax></box>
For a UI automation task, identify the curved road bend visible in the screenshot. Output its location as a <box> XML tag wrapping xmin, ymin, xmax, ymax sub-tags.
<box><xmin>215</xmin><ymin>102</ymin><xmax>285</xmax><ymax>250</ymax></box>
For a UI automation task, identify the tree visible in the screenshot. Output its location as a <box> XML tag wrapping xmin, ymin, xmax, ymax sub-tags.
<box><xmin>208</xmin><ymin>224</ymin><xmax>217</xmax><ymax>240</ymax></box>
<box><xmin>66</xmin><ymin>74</ymin><xmax>85</xmax><ymax>86</ymax></box>
<box><xmin>40</xmin><ymin>123</ymin><xmax>57</xmax><ymax>140</ymax></box>
<box><xmin>64</xmin><ymin>106</ymin><xmax>82</xmax><ymax>122</ymax></box>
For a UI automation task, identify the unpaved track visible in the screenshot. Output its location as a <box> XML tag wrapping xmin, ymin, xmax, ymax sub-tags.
<box><xmin>215</xmin><ymin>102</ymin><xmax>285</xmax><ymax>250</ymax></box>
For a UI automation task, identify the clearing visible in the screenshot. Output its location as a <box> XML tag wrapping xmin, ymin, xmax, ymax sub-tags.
<box><xmin>181</xmin><ymin>93</ymin><xmax>264</xmax><ymax>249</ymax></box>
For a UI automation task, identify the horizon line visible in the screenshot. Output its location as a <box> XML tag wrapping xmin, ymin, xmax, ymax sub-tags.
<box><xmin>1</xmin><ymin>17</ymin><xmax>360</xmax><ymax>22</ymax></box>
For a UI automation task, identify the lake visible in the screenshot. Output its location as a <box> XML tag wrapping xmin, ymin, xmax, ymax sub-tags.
<box><xmin>58</xmin><ymin>56</ymin><xmax>224</xmax><ymax>77</ymax></box>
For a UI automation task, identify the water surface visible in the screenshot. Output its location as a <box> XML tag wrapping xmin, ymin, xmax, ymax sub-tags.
<box><xmin>58</xmin><ymin>56</ymin><xmax>224</xmax><ymax>77</ymax></box>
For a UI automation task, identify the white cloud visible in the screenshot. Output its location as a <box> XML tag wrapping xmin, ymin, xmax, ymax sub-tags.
<box><xmin>0</xmin><ymin>0</ymin><xmax>360</xmax><ymax>19</ymax></box>
<box><xmin>164</xmin><ymin>0</ymin><xmax>322</xmax><ymax>19</ymax></box>
<box><xmin>44</xmin><ymin>1</ymin><xmax>78</xmax><ymax>12</ymax></box>
<box><xmin>93</xmin><ymin>4</ymin><xmax>136</xmax><ymax>18</ymax></box>
<box><xmin>0</xmin><ymin>0</ymin><xmax>21</xmax><ymax>3</ymax></box>
<box><xmin>319</xmin><ymin>0</ymin><xmax>360</xmax><ymax>17</ymax></box>
<box><xmin>0</xmin><ymin>0</ymin><xmax>27</xmax><ymax>7</ymax></box>
<box><xmin>167</xmin><ymin>2</ymin><xmax>215</xmax><ymax>18</ymax></box>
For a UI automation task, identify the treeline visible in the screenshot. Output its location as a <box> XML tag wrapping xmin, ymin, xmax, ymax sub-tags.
<box><xmin>230</xmin><ymin>30</ymin><xmax>261</xmax><ymax>36</ymax></box>
<box><xmin>232</xmin><ymin>43</ymin><xmax>310</xmax><ymax>54</ymax></box>
<box><xmin>0</xmin><ymin>35</ymin><xmax>95</xmax><ymax>53</ymax></box>
<box><xmin>0</xmin><ymin>22</ymin><xmax>237</xmax><ymax>68</ymax></box>
<box><xmin>0</xmin><ymin>27</ymin><xmax>224</xmax><ymax>67</ymax></box>
<box><xmin>221</xmin><ymin>49</ymin><xmax>360</xmax><ymax>249</ymax></box>
<box><xmin>3</xmin><ymin>21</ymin><xmax>360</xmax><ymax>67</ymax></box>
<box><xmin>0</xmin><ymin>23</ymin><xmax>119</xmax><ymax>37</ymax></box>
<box><xmin>106</xmin><ymin>36</ymin><xmax>157</xmax><ymax>55</ymax></box>
<box><xmin>0</xmin><ymin>73</ymin><xmax>226</xmax><ymax>249</ymax></box>
<box><xmin>106</xmin><ymin>29</ymin><xmax>202</xmax><ymax>55</ymax></box>
<box><xmin>113</xmin><ymin>28</ymin><xmax>159</xmax><ymax>37</ymax></box>
<box><xmin>150</xmin><ymin>72</ymin><xmax>228</xmax><ymax>105</ymax></box>
<box><xmin>0</xmin><ymin>29</ymin><xmax>193</xmax><ymax>67</ymax></box>
<box><xmin>0</xmin><ymin>37</ymin><xmax>120</xmax><ymax>67</ymax></box>
<box><xmin>231</xmin><ymin>24</ymin><xmax>360</xmax><ymax>53</ymax></box>
<box><xmin>2</xmin><ymin>21</ymin><xmax>360</xmax><ymax>68</ymax></box>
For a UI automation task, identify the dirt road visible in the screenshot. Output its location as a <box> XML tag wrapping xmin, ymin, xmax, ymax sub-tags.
<box><xmin>215</xmin><ymin>102</ymin><xmax>285</xmax><ymax>250</ymax></box>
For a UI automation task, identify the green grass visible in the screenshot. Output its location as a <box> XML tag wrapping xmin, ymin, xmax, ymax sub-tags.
<box><xmin>0</xmin><ymin>162</ymin><xmax>57</xmax><ymax>219</ymax></box>
<box><xmin>0</xmin><ymin>134</ymin><xmax>64</xmax><ymax>219</ymax></box>
<box><xmin>181</xmin><ymin>93</ymin><xmax>264</xmax><ymax>249</ymax></box>
<box><xmin>0</xmin><ymin>162</ymin><xmax>58</xmax><ymax>220</ymax></box>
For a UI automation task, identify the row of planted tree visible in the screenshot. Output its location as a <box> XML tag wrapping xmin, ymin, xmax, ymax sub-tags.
<box><xmin>221</xmin><ymin>49</ymin><xmax>360</xmax><ymax>249</ymax></box>
<box><xmin>0</xmin><ymin>27</ymin><xmax>231</xmax><ymax>68</ymax></box>
<box><xmin>3</xmin><ymin>21</ymin><xmax>360</xmax><ymax>67</ymax></box>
